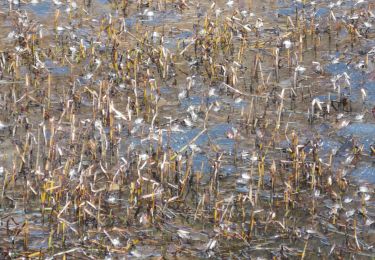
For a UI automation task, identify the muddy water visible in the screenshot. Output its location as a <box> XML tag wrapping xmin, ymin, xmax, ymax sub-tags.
<box><xmin>0</xmin><ymin>0</ymin><xmax>374</xmax><ymax>258</ymax></box>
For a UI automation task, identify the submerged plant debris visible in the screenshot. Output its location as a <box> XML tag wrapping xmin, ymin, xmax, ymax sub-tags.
<box><xmin>0</xmin><ymin>0</ymin><xmax>375</xmax><ymax>258</ymax></box>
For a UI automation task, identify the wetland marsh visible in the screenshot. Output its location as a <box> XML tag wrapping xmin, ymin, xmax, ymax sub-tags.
<box><xmin>0</xmin><ymin>0</ymin><xmax>374</xmax><ymax>258</ymax></box>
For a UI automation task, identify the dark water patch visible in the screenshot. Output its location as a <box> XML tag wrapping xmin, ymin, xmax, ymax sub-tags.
<box><xmin>191</xmin><ymin>153</ymin><xmax>211</xmax><ymax>173</ymax></box>
<box><xmin>276</xmin><ymin>2</ymin><xmax>305</xmax><ymax>16</ymax></box>
<box><xmin>277</xmin><ymin>8</ymin><xmax>294</xmax><ymax>17</ymax></box>
<box><xmin>95</xmin><ymin>0</ymin><xmax>108</xmax><ymax>5</ymax></box>
<box><xmin>168</xmin><ymin>128</ymin><xmax>209</xmax><ymax>151</ymax></box>
<box><xmin>315</xmin><ymin>123</ymin><xmax>331</xmax><ymax>133</ymax></box>
<box><xmin>351</xmin><ymin>164</ymin><xmax>375</xmax><ymax>184</ymax></box>
<box><xmin>337</xmin><ymin>123</ymin><xmax>375</xmax><ymax>152</ymax></box>
<box><xmin>125</xmin><ymin>17</ymin><xmax>137</xmax><ymax>28</ymax></box>
<box><xmin>325</xmin><ymin>63</ymin><xmax>364</xmax><ymax>88</ymax></box>
<box><xmin>348</xmin><ymin>71</ymin><xmax>365</xmax><ymax>88</ymax></box>
<box><xmin>319</xmin><ymin>138</ymin><xmax>341</xmax><ymax>157</ymax></box>
<box><xmin>24</xmin><ymin>1</ymin><xmax>55</xmax><ymax>16</ymax></box>
<box><xmin>325</xmin><ymin>62</ymin><xmax>348</xmax><ymax>75</ymax></box>
<box><xmin>159</xmin><ymin>86</ymin><xmax>175</xmax><ymax>95</ymax></box>
<box><xmin>158</xmin><ymin>123</ymin><xmax>238</xmax><ymax>155</ymax></box>
<box><xmin>315</xmin><ymin>7</ymin><xmax>329</xmax><ymax>17</ymax></box>
<box><xmin>215</xmin><ymin>137</ymin><xmax>235</xmax><ymax>152</ymax></box>
<box><xmin>363</xmin><ymin>80</ymin><xmax>375</xmax><ymax>105</ymax></box>
<box><xmin>176</xmin><ymin>30</ymin><xmax>193</xmax><ymax>39</ymax></box>
<box><xmin>45</xmin><ymin>59</ymin><xmax>69</xmax><ymax>76</ymax></box>
<box><xmin>208</xmin><ymin>123</ymin><xmax>233</xmax><ymax>139</ymax></box>
<box><xmin>179</xmin><ymin>96</ymin><xmax>203</xmax><ymax>108</ymax></box>
<box><xmin>163</xmin><ymin>30</ymin><xmax>194</xmax><ymax>49</ymax></box>
<box><xmin>236</xmin><ymin>185</ymin><xmax>249</xmax><ymax>193</ymax></box>
<box><xmin>220</xmin><ymin>164</ymin><xmax>237</xmax><ymax>177</ymax></box>
<box><xmin>338</xmin><ymin>123</ymin><xmax>375</xmax><ymax>138</ymax></box>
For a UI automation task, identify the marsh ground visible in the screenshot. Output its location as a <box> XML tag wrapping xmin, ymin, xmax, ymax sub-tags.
<box><xmin>0</xmin><ymin>0</ymin><xmax>374</xmax><ymax>258</ymax></box>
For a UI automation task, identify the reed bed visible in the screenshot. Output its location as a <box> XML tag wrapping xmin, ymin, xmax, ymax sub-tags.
<box><xmin>0</xmin><ymin>0</ymin><xmax>374</xmax><ymax>258</ymax></box>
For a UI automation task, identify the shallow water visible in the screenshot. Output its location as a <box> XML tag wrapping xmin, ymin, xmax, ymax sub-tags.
<box><xmin>0</xmin><ymin>0</ymin><xmax>375</xmax><ymax>258</ymax></box>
